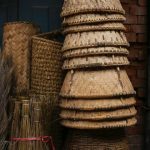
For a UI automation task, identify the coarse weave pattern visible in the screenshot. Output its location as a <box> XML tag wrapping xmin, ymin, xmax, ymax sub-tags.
<box><xmin>31</xmin><ymin>31</ymin><xmax>63</xmax><ymax>96</ymax></box>
<box><xmin>3</xmin><ymin>22</ymin><xmax>40</xmax><ymax>95</ymax></box>
<box><xmin>63</xmin><ymin>129</ymin><xmax>129</xmax><ymax>150</ymax></box>
<box><xmin>62</xmin><ymin>14</ymin><xmax>126</xmax><ymax>26</ymax></box>
<box><xmin>62</xmin><ymin>31</ymin><xmax>129</xmax><ymax>51</ymax></box>
<box><xmin>61</xmin><ymin>0</ymin><xmax>125</xmax><ymax>17</ymax></box>
<box><xmin>60</xmin><ymin>69</ymin><xmax>136</xmax><ymax>98</ymax></box>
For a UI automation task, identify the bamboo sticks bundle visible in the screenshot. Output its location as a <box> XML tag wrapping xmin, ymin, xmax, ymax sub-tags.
<box><xmin>0</xmin><ymin>52</ymin><xmax>13</xmax><ymax>150</ymax></box>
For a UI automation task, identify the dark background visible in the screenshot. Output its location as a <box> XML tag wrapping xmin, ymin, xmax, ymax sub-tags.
<box><xmin>0</xmin><ymin>0</ymin><xmax>63</xmax><ymax>44</ymax></box>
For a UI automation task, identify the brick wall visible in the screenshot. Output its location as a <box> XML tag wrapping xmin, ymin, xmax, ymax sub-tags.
<box><xmin>121</xmin><ymin>0</ymin><xmax>147</xmax><ymax>149</ymax></box>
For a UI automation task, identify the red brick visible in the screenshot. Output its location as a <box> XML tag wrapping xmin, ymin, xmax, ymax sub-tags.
<box><xmin>121</xmin><ymin>0</ymin><xmax>130</xmax><ymax>4</ymax></box>
<box><xmin>130</xmin><ymin>6</ymin><xmax>147</xmax><ymax>15</ymax></box>
<box><xmin>132</xmin><ymin>25</ymin><xmax>146</xmax><ymax>33</ymax></box>
<box><xmin>131</xmin><ymin>78</ymin><xmax>146</xmax><ymax>88</ymax></box>
<box><xmin>128</xmin><ymin>48</ymin><xmax>139</xmax><ymax>60</ymax></box>
<box><xmin>137</xmin><ymin>70</ymin><xmax>146</xmax><ymax>78</ymax></box>
<box><xmin>126</xmin><ymin>32</ymin><xmax>137</xmax><ymax>42</ymax></box>
<box><xmin>128</xmin><ymin>135</ymin><xmax>143</xmax><ymax>145</ymax></box>
<box><xmin>126</xmin><ymin>68</ymin><xmax>137</xmax><ymax>77</ymax></box>
<box><xmin>138</xmin><ymin>0</ymin><xmax>147</xmax><ymax>6</ymax></box>
<box><xmin>125</xmin><ymin>15</ymin><xmax>137</xmax><ymax>24</ymax></box>
<box><xmin>137</xmin><ymin>88</ymin><xmax>146</xmax><ymax>98</ymax></box>
<box><xmin>138</xmin><ymin>16</ymin><xmax>147</xmax><ymax>24</ymax></box>
<box><xmin>137</xmin><ymin>34</ymin><xmax>147</xmax><ymax>43</ymax></box>
<box><xmin>122</xmin><ymin>4</ymin><xmax>130</xmax><ymax>13</ymax></box>
<box><xmin>126</xmin><ymin>127</ymin><xmax>143</xmax><ymax>135</ymax></box>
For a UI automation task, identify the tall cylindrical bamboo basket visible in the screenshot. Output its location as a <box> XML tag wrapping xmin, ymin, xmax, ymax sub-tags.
<box><xmin>30</xmin><ymin>31</ymin><xmax>64</xmax><ymax>150</ymax></box>
<box><xmin>2</xmin><ymin>21</ymin><xmax>40</xmax><ymax>95</ymax></box>
<box><xmin>63</xmin><ymin>128</ymin><xmax>129</xmax><ymax>150</ymax></box>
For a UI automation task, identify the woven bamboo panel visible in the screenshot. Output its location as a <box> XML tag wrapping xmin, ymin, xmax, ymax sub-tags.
<box><xmin>62</xmin><ymin>31</ymin><xmax>129</xmax><ymax>51</ymax></box>
<box><xmin>3</xmin><ymin>21</ymin><xmax>40</xmax><ymax>95</ymax></box>
<box><xmin>63</xmin><ymin>55</ymin><xmax>129</xmax><ymax>69</ymax></box>
<box><xmin>61</xmin><ymin>0</ymin><xmax>125</xmax><ymax>17</ymax></box>
<box><xmin>62</xmin><ymin>14</ymin><xmax>126</xmax><ymax>26</ymax></box>
<box><xmin>60</xmin><ymin>69</ymin><xmax>136</xmax><ymax>99</ymax></box>
<box><xmin>63</xmin><ymin>129</ymin><xmax>129</xmax><ymax>150</ymax></box>
<box><xmin>63</xmin><ymin>47</ymin><xmax>129</xmax><ymax>58</ymax></box>
<box><xmin>63</xmin><ymin>22</ymin><xmax>126</xmax><ymax>34</ymax></box>
<box><xmin>61</xmin><ymin>117</ymin><xmax>137</xmax><ymax>129</ymax></box>
<box><xmin>31</xmin><ymin>31</ymin><xmax>63</xmax><ymax>96</ymax></box>
<box><xmin>60</xmin><ymin>106</ymin><xmax>137</xmax><ymax>121</ymax></box>
<box><xmin>59</xmin><ymin>97</ymin><xmax>136</xmax><ymax>111</ymax></box>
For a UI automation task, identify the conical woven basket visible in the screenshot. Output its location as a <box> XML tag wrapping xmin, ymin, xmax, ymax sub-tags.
<box><xmin>60</xmin><ymin>69</ymin><xmax>136</xmax><ymax>99</ymax></box>
<box><xmin>62</xmin><ymin>14</ymin><xmax>126</xmax><ymax>26</ymax></box>
<box><xmin>2</xmin><ymin>21</ymin><xmax>40</xmax><ymax>95</ymax></box>
<box><xmin>61</xmin><ymin>117</ymin><xmax>137</xmax><ymax>129</ymax></box>
<box><xmin>60</xmin><ymin>106</ymin><xmax>137</xmax><ymax>121</ymax></box>
<box><xmin>63</xmin><ymin>23</ymin><xmax>126</xmax><ymax>34</ymax></box>
<box><xmin>63</xmin><ymin>47</ymin><xmax>129</xmax><ymax>58</ymax></box>
<box><xmin>63</xmin><ymin>55</ymin><xmax>129</xmax><ymax>70</ymax></box>
<box><xmin>59</xmin><ymin>97</ymin><xmax>136</xmax><ymax>111</ymax></box>
<box><xmin>61</xmin><ymin>0</ymin><xmax>125</xmax><ymax>17</ymax></box>
<box><xmin>31</xmin><ymin>31</ymin><xmax>63</xmax><ymax>96</ymax></box>
<box><xmin>62</xmin><ymin>31</ymin><xmax>129</xmax><ymax>51</ymax></box>
<box><xmin>63</xmin><ymin>129</ymin><xmax>129</xmax><ymax>150</ymax></box>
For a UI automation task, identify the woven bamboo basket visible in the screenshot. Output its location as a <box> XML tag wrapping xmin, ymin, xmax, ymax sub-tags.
<box><xmin>61</xmin><ymin>0</ymin><xmax>125</xmax><ymax>17</ymax></box>
<box><xmin>60</xmin><ymin>69</ymin><xmax>136</xmax><ymax>99</ymax></box>
<box><xmin>30</xmin><ymin>95</ymin><xmax>64</xmax><ymax>150</ymax></box>
<box><xmin>63</xmin><ymin>47</ymin><xmax>129</xmax><ymax>58</ymax></box>
<box><xmin>60</xmin><ymin>106</ymin><xmax>137</xmax><ymax>121</ymax></box>
<box><xmin>63</xmin><ymin>129</ymin><xmax>129</xmax><ymax>150</ymax></box>
<box><xmin>60</xmin><ymin>117</ymin><xmax>137</xmax><ymax>129</ymax></box>
<box><xmin>62</xmin><ymin>31</ymin><xmax>129</xmax><ymax>51</ymax></box>
<box><xmin>62</xmin><ymin>13</ymin><xmax>126</xmax><ymax>26</ymax></box>
<box><xmin>63</xmin><ymin>22</ymin><xmax>126</xmax><ymax>34</ymax></box>
<box><xmin>30</xmin><ymin>31</ymin><xmax>63</xmax><ymax>96</ymax></box>
<box><xmin>63</xmin><ymin>55</ymin><xmax>129</xmax><ymax>70</ymax></box>
<box><xmin>2</xmin><ymin>21</ymin><xmax>40</xmax><ymax>95</ymax></box>
<box><xmin>59</xmin><ymin>97</ymin><xmax>136</xmax><ymax>111</ymax></box>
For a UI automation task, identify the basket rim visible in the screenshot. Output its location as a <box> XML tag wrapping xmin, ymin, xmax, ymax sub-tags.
<box><xmin>32</xmin><ymin>30</ymin><xmax>63</xmax><ymax>46</ymax></box>
<box><xmin>3</xmin><ymin>21</ymin><xmax>40</xmax><ymax>29</ymax></box>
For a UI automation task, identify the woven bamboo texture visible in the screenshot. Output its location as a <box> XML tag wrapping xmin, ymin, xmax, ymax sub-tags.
<box><xmin>63</xmin><ymin>47</ymin><xmax>129</xmax><ymax>58</ymax></box>
<box><xmin>30</xmin><ymin>95</ymin><xmax>64</xmax><ymax>150</ymax></box>
<box><xmin>63</xmin><ymin>129</ymin><xmax>129</xmax><ymax>150</ymax></box>
<box><xmin>63</xmin><ymin>55</ymin><xmax>129</xmax><ymax>69</ymax></box>
<box><xmin>61</xmin><ymin>117</ymin><xmax>137</xmax><ymax>129</ymax></box>
<box><xmin>63</xmin><ymin>22</ymin><xmax>126</xmax><ymax>34</ymax></box>
<box><xmin>61</xmin><ymin>0</ymin><xmax>125</xmax><ymax>17</ymax></box>
<box><xmin>60</xmin><ymin>106</ymin><xmax>137</xmax><ymax>121</ymax></box>
<box><xmin>59</xmin><ymin>97</ymin><xmax>136</xmax><ymax>111</ymax></box>
<box><xmin>3</xmin><ymin>21</ymin><xmax>40</xmax><ymax>95</ymax></box>
<box><xmin>62</xmin><ymin>14</ymin><xmax>126</xmax><ymax>26</ymax></box>
<box><xmin>62</xmin><ymin>31</ymin><xmax>129</xmax><ymax>51</ymax></box>
<box><xmin>60</xmin><ymin>69</ymin><xmax>136</xmax><ymax>98</ymax></box>
<box><xmin>31</xmin><ymin>31</ymin><xmax>63</xmax><ymax>96</ymax></box>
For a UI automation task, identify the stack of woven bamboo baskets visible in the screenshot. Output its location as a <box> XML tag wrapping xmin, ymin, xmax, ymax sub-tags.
<box><xmin>59</xmin><ymin>0</ymin><xmax>137</xmax><ymax>149</ymax></box>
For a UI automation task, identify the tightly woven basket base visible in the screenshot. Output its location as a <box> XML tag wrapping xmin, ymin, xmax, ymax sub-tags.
<box><xmin>62</xmin><ymin>55</ymin><xmax>129</xmax><ymax>70</ymax></box>
<box><xmin>62</xmin><ymin>14</ymin><xmax>126</xmax><ymax>26</ymax></box>
<box><xmin>60</xmin><ymin>106</ymin><xmax>137</xmax><ymax>121</ymax></box>
<box><xmin>31</xmin><ymin>31</ymin><xmax>63</xmax><ymax>96</ymax></box>
<box><xmin>60</xmin><ymin>69</ymin><xmax>136</xmax><ymax>99</ymax></box>
<box><xmin>63</xmin><ymin>129</ymin><xmax>129</xmax><ymax>150</ymax></box>
<box><xmin>3</xmin><ymin>21</ymin><xmax>40</xmax><ymax>94</ymax></box>
<box><xmin>63</xmin><ymin>47</ymin><xmax>129</xmax><ymax>58</ymax></box>
<box><xmin>59</xmin><ymin>97</ymin><xmax>136</xmax><ymax>110</ymax></box>
<box><xmin>63</xmin><ymin>23</ymin><xmax>126</xmax><ymax>34</ymax></box>
<box><xmin>61</xmin><ymin>117</ymin><xmax>137</xmax><ymax>129</ymax></box>
<box><xmin>61</xmin><ymin>0</ymin><xmax>125</xmax><ymax>17</ymax></box>
<box><xmin>62</xmin><ymin>31</ymin><xmax>129</xmax><ymax>51</ymax></box>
